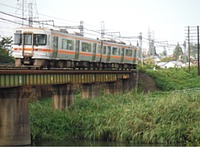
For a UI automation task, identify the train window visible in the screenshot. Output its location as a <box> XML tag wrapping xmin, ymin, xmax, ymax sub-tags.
<box><xmin>62</xmin><ymin>39</ymin><xmax>74</xmax><ymax>50</ymax></box>
<box><xmin>67</xmin><ymin>40</ymin><xmax>74</xmax><ymax>50</ymax></box>
<box><xmin>82</xmin><ymin>42</ymin><xmax>91</xmax><ymax>52</ymax></box>
<box><xmin>34</xmin><ymin>34</ymin><xmax>47</xmax><ymax>46</ymax></box>
<box><xmin>62</xmin><ymin>39</ymin><xmax>67</xmax><ymax>49</ymax></box>
<box><xmin>24</xmin><ymin>34</ymin><xmax>32</xmax><ymax>45</ymax></box>
<box><xmin>14</xmin><ymin>34</ymin><xmax>22</xmax><ymax>45</ymax></box>
<box><xmin>103</xmin><ymin>46</ymin><xmax>107</xmax><ymax>54</ymax></box>
<box><xmin>112</xmin><ymin>47</ymin><xmax>118</xmax><ymax>55</ymax></box>
<box><xmin>126</xmin><ymin>49</ymin><xmax>133</xmax><ymax>57</ymax></box>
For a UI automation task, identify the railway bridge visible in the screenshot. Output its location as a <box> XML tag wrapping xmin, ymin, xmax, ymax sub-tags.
<box><xmin>0</xmin><ymin>69</ymin><xmax>137</xmax><ymax>145</ymax></box>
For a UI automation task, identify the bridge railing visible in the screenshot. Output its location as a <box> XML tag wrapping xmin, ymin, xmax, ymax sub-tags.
<box><xmin>0</xmin><ymin>70</ymin><xmax>131</xmax><ymax>88</ymax></box>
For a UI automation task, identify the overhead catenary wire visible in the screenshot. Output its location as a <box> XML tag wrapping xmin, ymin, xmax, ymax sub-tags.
<box><xmin>0</xmin><ymin>17</ymin><xmax>29</xmax><ymax>26</ymax></box>
<box><xmin>0</xmin><ymin>1</ymin><xmax>182</xmax><ymax>53</ymax></box>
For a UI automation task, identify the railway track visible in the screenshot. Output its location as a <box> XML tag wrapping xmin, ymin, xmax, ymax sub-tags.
<box><xmin>0</xmin><ymin>64</ymin><xmax>136</xmax><ymax>74</ymax></box>
<box><xmin>0</xmin><ymin>68</ymin><xmax>135</xmax><ymax>75</ymax></box>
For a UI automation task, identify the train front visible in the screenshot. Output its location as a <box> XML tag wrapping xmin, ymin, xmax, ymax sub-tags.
<box><xmin>12</xmin><ymin>28</ymin><xmax>50</xmax><ymax>68</ymax></box>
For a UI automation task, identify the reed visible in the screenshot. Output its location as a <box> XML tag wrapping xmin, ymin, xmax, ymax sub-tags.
<box><xmin>29</xmin><ymin>67</ymin><xmax>200</xmax><ymax>145</ymax></box>
<box><xmin>29</xmin><ymin>90</ymin><xmax>200</xmax><ymax>145</ymax></box>
<box><xmin>146</xmin><ymin>67</ymin><xmax>200</xmax><ymax>91</ymax></box>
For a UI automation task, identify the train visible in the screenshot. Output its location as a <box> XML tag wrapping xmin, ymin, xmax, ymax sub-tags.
<box><xmin>12</xmin><ymin>27</ymin><xmax>138</xmax><ymax>70</ymax></box>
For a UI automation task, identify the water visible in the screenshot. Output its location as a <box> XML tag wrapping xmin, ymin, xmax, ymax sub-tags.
<box><xmin>32</xmin><ymin>140</ymin><xmax>131</xmax><ymax>146</ymax></box>
<box><xmin>32</xmin><ymin>140</ymin><xmax>184</xmax><ymax>146</ymax></box>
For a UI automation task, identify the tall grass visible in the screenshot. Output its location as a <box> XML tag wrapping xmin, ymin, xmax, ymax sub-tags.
<box><xmin>146</xmin><ymin>67</ymin><xmax>200</xmax><ymax>91</ymax></box>
<box><xmin>29</xmin><ymin>89</ymin><xmax>200</xmax><ymax>145</ymax></box>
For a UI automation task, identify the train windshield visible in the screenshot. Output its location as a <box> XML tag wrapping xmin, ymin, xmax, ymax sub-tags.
<box><xmin>14</xmin><ymin>34</ymin><xmax>22</xmax><ymax>45</ymax></box>
<box><xmin>24</xmin><ymin>34</ymin><xmax>32</xmax><ymax>45</ymax></box>
<box><xmin>14</xmin><ymin>33</ymin><xmax>47</xmax><ymax>46</ymax></box>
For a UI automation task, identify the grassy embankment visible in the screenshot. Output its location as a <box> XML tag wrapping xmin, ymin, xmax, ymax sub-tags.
<box><xmin>29</xmin><ymin>67</ymin><xmax>200</xmax><ymax>145</ymax></box>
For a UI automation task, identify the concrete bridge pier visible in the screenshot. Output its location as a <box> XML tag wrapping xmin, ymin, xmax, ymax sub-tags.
<box><xmin>122</xmin><ymin>79</ymin><xmax>130</xmax><ymax>92</ymax></box>
<box><xmin>123</xmin><ymin>72</ymin><xmax>137</xmax><ymax>92</ymax></box>
<box><xmin>51</xmin><ymin>84</ymin><xmax>76</xmax><ymax>110</ymax></box>
<box><xmin>104</xmin><ymin>79</ymin><xmax>129</xmax><ymax>95</ymax></box>
<box><xmin>0</xmin><ymin>87</ymin><xmax>31</xmax><ymax>146</ymax></box>
<box><xmin>80</xmin><ymin>83</ymin><xmax>101</xmax><ymax>99</ymax></box>
<box><xmin>103</xmin><ymin>82</ymin><xmax>115</xmax><ymax>95</ymax></box>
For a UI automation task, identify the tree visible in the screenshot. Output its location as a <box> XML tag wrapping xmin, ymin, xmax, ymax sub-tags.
<box><xmin>173</xmin><ymin>42</ymin><xmax>183</xmax><ymax>60</ymax></box>
<box><xmin>0</xmin><ymin>36</ymin><xmax>14</xmax><ymax>64</ymax></box>
<box><xmin>162</xmin><ymin>47</ymin><xmax>167</xmax><ymax>56</ymax></box>
<box><xmin>0</xmin><ymin>36</ymin><xmax>12</xmax><ymax>49</ymax></box>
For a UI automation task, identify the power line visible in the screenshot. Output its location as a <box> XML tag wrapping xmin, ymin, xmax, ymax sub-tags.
<box><xmin>0</xmin><ymin>2</ymin><xmax>182</xmax><ymax>48</ymax></box>
<box><xmin>0</xmin><ymin>17</ymin><xmax>29</xmax><ymax>26</ymax></box>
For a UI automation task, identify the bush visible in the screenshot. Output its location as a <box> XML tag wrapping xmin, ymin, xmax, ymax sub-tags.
<box><xmin>146</xmin><ymin>67</ymin><xmax>200</xmax><ymax>91</ymax></box>
<box><xmin>29</xmin><ymin>90</ymin><xmax>200</xmax><ymax>145</ymax></box>
<box><xmin>0</xmin><ymin>49</ymin><xmax>14</xmax><ymax>64</ymax></box>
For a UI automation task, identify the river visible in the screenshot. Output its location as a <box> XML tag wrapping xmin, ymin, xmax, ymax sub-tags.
<box><xmin>32</xmin><ymin>140</ymin><xmax>133</xmax><ymax>146</ymax></box>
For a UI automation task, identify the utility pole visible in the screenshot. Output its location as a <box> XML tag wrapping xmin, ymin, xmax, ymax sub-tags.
<box><xmin>183</xmin><ymin>40</ymin><xmax>186</xmax><ymax>63</ymax></box>
<box><xmin>28</xmin><ymin>2</ymin><xmax>33</xmax><ymax>27</ymax></box>
<box><xmin>22</xmin><ymin>0</ymin><xmax>24</xmax><ymax>26</ymax></box>
<box><xmin>139</xmin><ymin>32</ymin><xmax>143</xmax><ymax>66</ymax></box>
<box><xmin>187</xmin><ymin>26</ymin><xmax>191</xmax><ymax>71</ymax></box>
<box><xmin>79</xmin><ymin>21</ymin><xmax>84</xmax><ymax>35</ymax></box>
<box><xmin>16</xmin><ymin>0</ymin><xmax>26</xmax><ymax>26</ymax></box>
<box><xmin>197</xmin><ymin>26</ymin><xmax>200</xmax><ymax>75</ymax></box>
<box><xmin>148</xmin><ymin>27</ymin><xmax>151</xmax><ymax>56</ymax></box>
<box><xmin>16</xmin><ymin>0</ymin><xmax>27</xmax><ymax>26</ymax></box>
<box><xmin>16</xmin><ymin>0</ymin><xmax>38</xmax><ymax>27</ymax></box>
<box><xmin>101</xmin><ymin>21</ymin><xmax>105</xmax><ymax>39</ymax></box>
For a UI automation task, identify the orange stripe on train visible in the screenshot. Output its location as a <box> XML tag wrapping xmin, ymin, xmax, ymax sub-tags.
<box><xmin>13</xmin><ymin>48</ymin><xmax>54</xmax><ymax>53</ymax></box>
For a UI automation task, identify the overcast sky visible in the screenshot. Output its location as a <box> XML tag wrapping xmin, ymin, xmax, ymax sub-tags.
<box><xmin>0</xmin><ymin>0</ymin><xmax>200</xmax><ymax>53</ymax></box>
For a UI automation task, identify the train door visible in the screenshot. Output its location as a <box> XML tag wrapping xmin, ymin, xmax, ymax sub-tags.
<box><xmin>22</xmin><ymin>32</ymin><xmax>34</xmax><ymax>57</ymax></box>
<box><xmin>92</xmin><ymin>43</ymin><xmax>97</xmax><ymax>61</ymax></box>
<box><xmin>75</xmin><ymin>40</ymin><xmax>80</xmax><ymax>59</ymax></box>
<box><xmin>106</xmin><ymin>46</ymin><xmax>111</xmax><ymax>62</ymax></box>
<box><xmin>22</xmin><ymin>32</ymin><xmax>34</xmax><ymax>65</ymax></box>
<box><xmin>120</xmin><ymin>48</ymin><xmax>125</xmax><ymax>63</ymax></box>
<box><xmin>52</xmin><ymin>36</ymin><xmax>58</xmax><ymax>58</ymax></box>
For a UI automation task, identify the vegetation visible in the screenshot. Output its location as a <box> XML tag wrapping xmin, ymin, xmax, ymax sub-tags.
<box><xmin>0</xmin><ymin>48</ymin><xmax>14</xmax><ymax>64</ymax></box>
<box><xmin>146</xmin><ymin>67</ymin><xmax>200</xmax><ymax>91</ymax></box>
<box><xmin>159</xmin><ymin>56</ymin><xmax>174</xmax><ymax>62</ymax></box>
<box><xmin>0</xmin><ymin>36</ymin><xmax>14</xmax><ymax>64</ymax></box>
<box><xmin>29</xmin><ymin>67</ymin><xmax>200</xmax><ymax>145</ymax></box>
<box><xmin>173</xmin><ymin>43</ymin><xmax>183</xmax><ymax>60</ymax></box>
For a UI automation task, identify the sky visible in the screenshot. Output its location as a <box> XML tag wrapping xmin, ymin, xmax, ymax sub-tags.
<box><xmin>0</xmin><ymin>0</ymin><xmax>200</xmax><ymax>54</ymax></box>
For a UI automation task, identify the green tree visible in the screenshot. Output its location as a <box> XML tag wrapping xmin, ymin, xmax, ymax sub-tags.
<box><xmin>0</xmin><ymin>36</ymin><xmax>12</xmax><ymax>48</ymax></box>
<box><xmin>161</xmin><ymin>47</ymin><xmax>167</xmax><ymax>56</ymax></box>
<box><xmin>0</xmin><ymin>36</ymin><xmax>14</xmax><ymax>64</ymax></box>
<box><xmin>173</xmin><ymin>42</ymin><xmax>183</xmax><ymax>60</ymax></box>
<box><xmin>160</xmin><ymin>56</ymin><xmax>174</xmax><ymax>62</ymax></box>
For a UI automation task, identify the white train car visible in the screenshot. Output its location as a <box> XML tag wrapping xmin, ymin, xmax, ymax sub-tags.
<box><xmin>12</xmin><ymin>27</ymin><xmax>138</xmax><ymax>69</ymax></box>
<box><xmin>13</xmin><ymin>27</ymin><xmax>52</xmax><ymax>67</ymax></box>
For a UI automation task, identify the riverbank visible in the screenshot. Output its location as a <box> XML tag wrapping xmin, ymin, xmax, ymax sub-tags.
<box><xmin>29</xmin><ymin>89</ymin><xmax>200</xmax><ymax>145</ymax></box>
<box><xmin>29</xmin><ymin>67</ymin><xmax>200</xmax><ymax>145</ymax></box>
